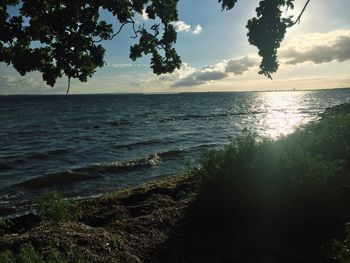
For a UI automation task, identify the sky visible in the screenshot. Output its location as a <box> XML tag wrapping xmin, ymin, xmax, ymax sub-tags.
<box><xmin>1</xmin><ymin>0</ymin><xmax>350</xmax><ymax>94</ymax></box>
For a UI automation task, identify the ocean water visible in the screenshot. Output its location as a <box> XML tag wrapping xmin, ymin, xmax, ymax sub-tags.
<box><xmin>0</xmin><ymin>90</ymin><xmax>349</xmax><ymax>217</ymax></box>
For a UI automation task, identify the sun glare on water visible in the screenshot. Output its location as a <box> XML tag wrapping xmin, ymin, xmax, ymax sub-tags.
<box><xmin>258</xmin><ymin>91</ymin><xmax>312</xmax><ymax>139</ymax></box>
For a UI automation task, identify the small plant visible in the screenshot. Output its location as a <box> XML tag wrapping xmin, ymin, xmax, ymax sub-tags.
<box><xmin>45</xmin><ymin>246</ymin><xmax>69</xmax><ymax>263</ymax></box>
<box><xmin>326</xmin><ymin>238</ymin><xmax>350</xmax><ymax>263</ymax></box>
<box><xmin>0</xmin><ymin>218</ymin><xmax>6</xmax><ymax>235</ymax></box>
<box><xmin>0</xmin><ymin>250</ymin><xmax>15</xmax><ymax>263</ymax></box>
<box><xmin>37</xmin><ymin>191</ymin><xmax>81</xmax><ymax>222</ymax></box>
<box><xmin>0</xmin><ymin>218</ymin><xmax>6</xmax><ymax>227</ymax></box>
<box><xmin>326</xmin><ymin>224</ymin><xmax>350</xmax><ymax>263</ymax></box>
<box><xmin>18</xmin><ymin>243</ymin><xmax>44</xmax><ymax>263</ymax></box>
<box><xmin>108</xmin><ymin>235</ymin><xmax>122</xmax><ymax>250</ymax></box>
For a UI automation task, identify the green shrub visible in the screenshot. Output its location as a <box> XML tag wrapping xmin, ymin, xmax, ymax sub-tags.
<box><xmin>0</xmin><ymin>244</ymin><xmax>71</xmax><ymax>263</ymax></box>
<box><xmin>37</xmin><ymin>191</ymin><xmax>81</xmax><ymax>222</ymax></box>
<box><xmin>194</xmin><ymin>104</ymin><xmax>350</xmax><ymax>240</ymax></box>
<box><xmin>0</xmin><ymin>218</ymin><xmax>6</xmax><ymax>233</ymax></box>
<box><xmin>326</xmin><ymin>238</ymin><xmax>350</xmax><ymax>263</ymax></box>
<box><xmin>18</xmin><ymin>243</ymin><xmax>44</xmax><ymax>263</ymax></box>
<box><xmin>0</xmin><ymin>218</ymin><xmax>5</xmax><ymax>227</ymax></box>
<box><xmin>0</xmin><ymin>250</ymin><xmax>15</xmax><ymax>263</ymax></box>
<box><xmin>45</xmin><ymin>247</ymin><xmax>69</xmax><ymax>263</ymax></box>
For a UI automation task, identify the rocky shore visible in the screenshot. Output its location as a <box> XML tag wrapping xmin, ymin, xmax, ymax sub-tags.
<box><xmin>0</xmin><ymin>174</ymin><xmax>199</xmax><ymax>262</ymax></box>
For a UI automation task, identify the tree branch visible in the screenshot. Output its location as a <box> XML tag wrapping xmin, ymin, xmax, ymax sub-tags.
<box><xmin>65</xmin><ymin>77</ymin><xmax>71</xmax><ymax>99</ymax></box>
<box><xmin>109</xmin><ymin>18</ymin><xmax>139</xmax><ymax>40</ymax></box>
<box><xmin>288</xmin><ymin>0</ymin><xmax>311</xmax><ymax>27</ymax></box>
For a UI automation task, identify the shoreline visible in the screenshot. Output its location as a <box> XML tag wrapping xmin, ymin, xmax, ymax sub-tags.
<box><xmin>1</xmin><ymin>173</ymin><xmax>197</xmax><ymax>262</ymax></box>
<box><xmin>0</xmin><ymin>86</ymin><xmax>349</xmax><ymax>96</ymax></box>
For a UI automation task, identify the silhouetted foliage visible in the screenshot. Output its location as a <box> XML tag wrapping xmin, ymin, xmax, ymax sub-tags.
<box><xmin>194</xmin><ymin>104</ymin><xmax>350</xmax><ymax>241</ymax></box>
<box><xmin>0</xmin><ymin>0</ymin><xmax>308</xmax><ymax>87</ymax></box>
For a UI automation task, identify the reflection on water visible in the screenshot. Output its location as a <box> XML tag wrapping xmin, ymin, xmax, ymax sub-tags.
<box><xmin>258</xmin><ymin>92</ymin><xmax>313</xmax><ymax>138</ymax></box>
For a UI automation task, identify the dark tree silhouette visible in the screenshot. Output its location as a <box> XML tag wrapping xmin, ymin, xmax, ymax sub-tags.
<box><xmin>0</xmin><ymin>0</ymin><xmax>310</xmax><ymax>88</ymax></box>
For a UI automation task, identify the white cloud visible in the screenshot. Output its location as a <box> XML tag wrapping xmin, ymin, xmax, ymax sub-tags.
<box><xmin>171</xmin><ymin>21</ymin><xmax>203</xmax><ymax>34</ymax></box>
<box><xmin>170</xmin><ymin>56</ymin><xmax>257</xmax><ymax>87</ymax></box>
<box><xmin>282</xmin><ymin>30</ymin><xmax>350</xmax><ymax>52</ymax></box>
<box><xmin>281</xmin><ymin>36</ymin><xmax>350</xmax><ymax>65</ymax></box>
<box><xmin>141</xmin><ymin>8</ymin><xmax>148</xmax><ymax>21</ymax></box>
<box><xmin>109</xmin><ymin>63</ymin><xmax>147</xmax><ymax>68</ymax></box>
<box><xmin>280</xmin><ymin>30</ymin><xmax>350</xmax><ymax>65</ymax></box>
<box><xmin>192</xmin><ymin>25</ymin><xmax>203</xmax><ymax>34</ymax></box>
<box><xmin>224</xmin><ymin>57</ymin><xmax>257</xmax><ymax>75</ymax></box>
<box><xmin>110</xmin><ymin>64</ymin><xmax>133</xmax><ymax>68</ymax></box>
<box><xmin>0</xmin><ymin>73</ymin><xmax>67</xmax><ymax>94</ymax></box>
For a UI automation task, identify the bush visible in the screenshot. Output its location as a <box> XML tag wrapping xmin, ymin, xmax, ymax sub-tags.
<box><xmin>0</xmin><ymin>218</ymin><xmax>6</xmax><ymax>233</ymax></box>
<box><xmin>0</xmin><ymin>243</ymin><xmax>71</xmax><ymax>263</ymax></box>
<box><xmin>0</xmin><ymin>218</ymin><xmax>5</xmax><ymax>227</ymax></box>
<box><xmin>37</xmin><ymin>191</ymin><xmax>81</xmax><ymax>222</ymax></box>
<box><xmin>45</xmin><ymin>247</ymin><xmax>69</xmax><ymax>263</ymax></box>
<box><xmin>0</xmin><ymin>250</ymin><xmax>15</xmax><ymax>263</ymax></box>
<box><xmin>18</xmin><ymin>243</ymin><xmax>44</xmax><ymax>263</ymax></box>
<box><xmin>194</xmin><ymin>104</ymin><xmax>350</xmax><ymax>240</ymax></box>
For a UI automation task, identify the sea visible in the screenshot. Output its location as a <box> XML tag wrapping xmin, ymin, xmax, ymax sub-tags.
<box><xmin>1</xmin><ymin>89</ymin><xmax>349</xmax><ymax>218</ymax></box>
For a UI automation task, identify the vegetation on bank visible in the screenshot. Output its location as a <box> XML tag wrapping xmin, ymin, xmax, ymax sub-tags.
<box><xmin>194</xmin><ymin>103</ymin><xmax>350</xmax><ymax>238</ymax></box>
<box><xmin>0</xmin><ymin>242</ymin><xmax>78</xmax><ymax>263</ymax></box>
<box><xmin>37</xmin><ymin>191</ymin><xmax>82</xmax><ymax>222</ymax></box>
<box><xmin>1</xmin><ymin>103</ymin><xmax>350</xmax><ymax>262</ymax></box>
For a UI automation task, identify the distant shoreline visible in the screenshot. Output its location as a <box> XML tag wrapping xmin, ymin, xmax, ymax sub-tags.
<box><xmin>0</xmin><ymin>86</ymin><xmax>349</xmax><ymax>96</ymax></box>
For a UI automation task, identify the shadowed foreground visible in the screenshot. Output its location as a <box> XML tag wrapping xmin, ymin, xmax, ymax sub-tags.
<box><xmin>0</xmin><ymin>175</ymin><xmax>325</xmax><ymax>263</ymax></box>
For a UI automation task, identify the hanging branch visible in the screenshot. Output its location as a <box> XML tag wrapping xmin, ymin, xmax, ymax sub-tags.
<box><xmin>110</xmin><ymin>18</ymin><xmax>138</xmax><ymax>39</ymax></box>
<box><xmin>65</xmin><ymin>77</ymin><xmax>71</xmax><ymax>99</ymax></box>
<box><xmin>288</xmin><ymin>0</ymin><xmax>311</xmax><ymax>27</ymax></box>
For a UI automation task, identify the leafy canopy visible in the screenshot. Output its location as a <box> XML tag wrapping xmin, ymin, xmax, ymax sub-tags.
<box><xmin>0</xmin><ymin>0</ymin><xmax>306</xmax><ymax>86</ymax></box>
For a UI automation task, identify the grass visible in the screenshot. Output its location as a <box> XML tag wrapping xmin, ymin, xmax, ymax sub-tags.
<box><xmin>0</xmin><ymin>243</ymin><xmax>44</xmax><ymax>263</ymax></box>
<box><xmin>193</xmin><ymin>103</ymin><xmax>350</xmax><ymax>242</ymax></box>
<box><xmin>0</xmin><ymin>242</ymin><xmax>84</xmax><ymax>263</ymax></box>
<box><xmin>0</xmin><ymin>250</ymin><xmax>15</xmax><ymax>263</ymax></box>
<box><xmin>37</xmin><ymin>191</ymin><xmax>81</xmax><ymax>222</ymax></box>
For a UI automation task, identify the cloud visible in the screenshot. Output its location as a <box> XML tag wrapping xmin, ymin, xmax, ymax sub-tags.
<box><xmin>172</xmin><ymin>71</ymin><xmax>228</xmax><ymax>87</ymax></box>
<box><xmin>109</xmin><ymin>63</ymin><xmax>147</xmax><ymax>68</ymax></box>
<box><xmin>170</xmin><ymin>56</ymin><xmax>257</xmax><ymax>87</ymax></box>
<box><xmin>0</xmin><ymin>73</ymin><xmax>67</xmax><ymax>94</ymax></box>
<box><xmin>282</xmin><ymin>30</ymin><xmax>350</xmax><ymax>52</ymax></box>
<box><xmin>280</xmin><ymin>30</ymin><xmax>350</xmax><ymax>65</ymax></box>
<box><xmin>141</xmin><ymin>9</ymin><xmax>148</xmax><ymax>21</ymax></box>
<box><xmin>196</xmin><ymin>71</ymin><xmax>228</xmax><ymax>81</ymax></box>
<box><xmin>192</xmin><ymin>25</ymin><xmax>203</xmax><ymax>34</ymax></box>
<box><xmin>224</xmin><ymin>57</ymin><xmax>256</xmax><ymax>75</ymax></box>
<box><xmin>171</xmin><ymin>21</ymin><xmax>203</xmax><ymax>34</ymax></box>
<box><xmin>110</xmin><ymin>63</ymin><xmax>133</xmax><ymax>68</ymax></box>
<box><xmin>282</xmin><ymin>36</ymin><xmax>350</xmax><ymax>65</ymax></box>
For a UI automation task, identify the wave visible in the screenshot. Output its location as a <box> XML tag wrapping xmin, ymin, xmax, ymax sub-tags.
<box><xmin>0</xmin><ymin>191</ymin><xmax>24</xmax><ymax>202</ymax></box>
<box><xmin>158</xmin><ymin>149</ymin><xmax>184</xmax><ymax>158</ymax></box>
<box><xmin>77</xmin><ymin>153</ymin><xmax>162</xmax><ymax>174</ymax></box>
<box><xmin>0</xmin><ymin>163</ymin><xmax>12</xmax><ymax>172</ymax></box>
<box><xmin>109</xmin><ymin>120</ymin><xmax>130</xmax><ymax>127</ymax></box>
<box><xmin>12</xmin><ymin>154</ymin><xmax>162</xmax><ymax>190</ymax></box>
<box><xmin>159</xmin><ymin>111</ymin><xmax>266</xmax><ymax>122</ymax></box>
<box><xmin>114</xmin><ymin>138</ymin><xmax>174</xmax><ymax>149</ymax></box>
<box><xmin>4</xmin><ymin>147</ymin><xmax>72</xmax><ymax>163</ymax></box>
<box><xmin>11</xmin><ymin>150</ymin><xmax>182</xmax><ymax>190</ymax></box>
<box><xmin>15</xmin><ymin>172</ymin><xmax>98</xmax><ymax>189</ymax></box>
<box><xmin>31</xmin><ymin>148</ymin><xmax>72</xmax><ymax>160</ymax></box>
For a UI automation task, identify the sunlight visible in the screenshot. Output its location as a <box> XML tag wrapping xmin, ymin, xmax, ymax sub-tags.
<box><xmin>258</xmin><ymin>91</ymin><xmax>310</xmax><ymax>139</ymax></box>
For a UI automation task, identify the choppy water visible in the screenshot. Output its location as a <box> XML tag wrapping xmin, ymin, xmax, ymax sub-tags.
<box><xmin>1</xmin><ymin>90</ymin><xmax>349</xmax><ymax>218</ymax></box>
